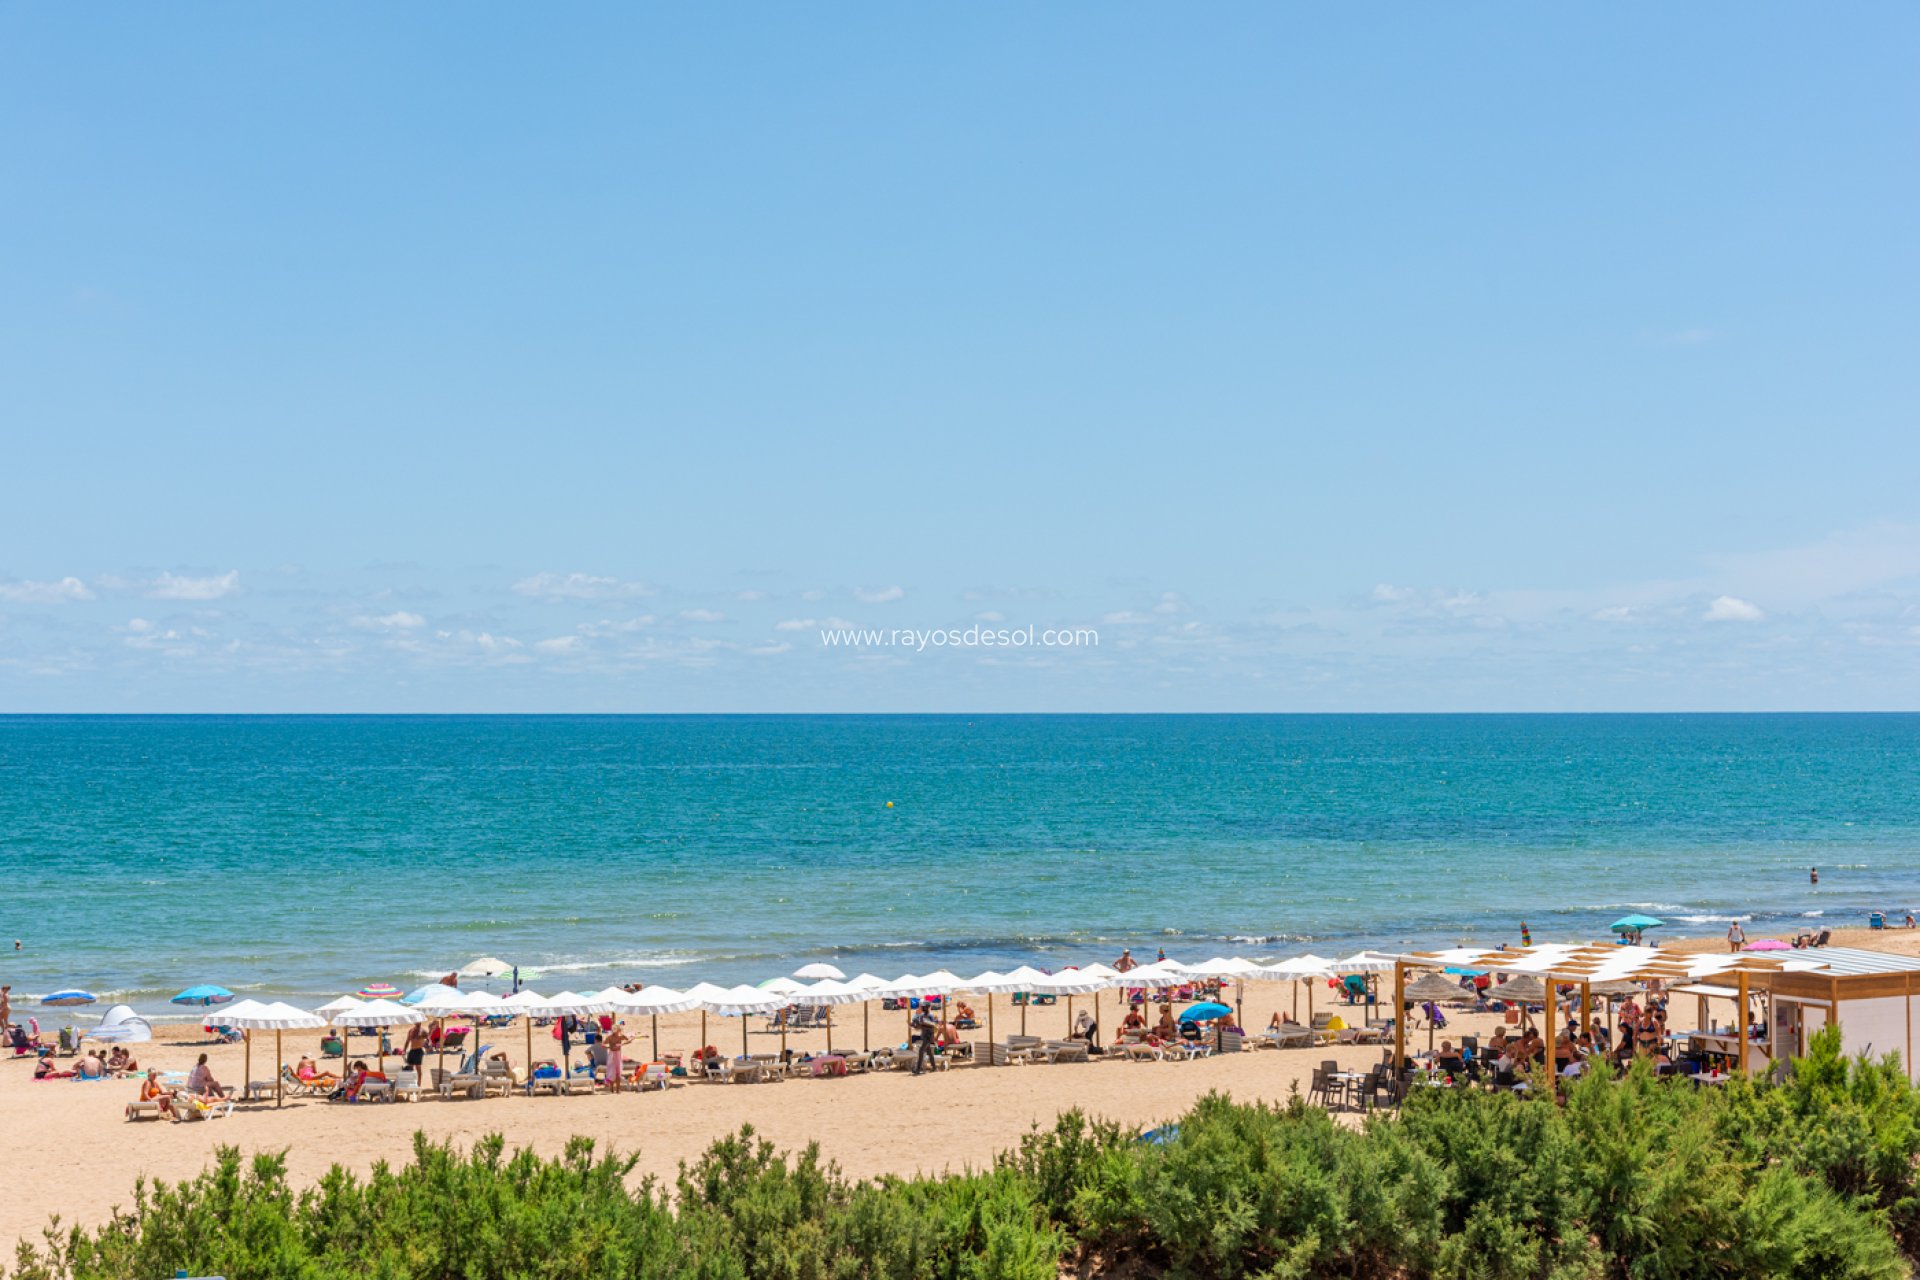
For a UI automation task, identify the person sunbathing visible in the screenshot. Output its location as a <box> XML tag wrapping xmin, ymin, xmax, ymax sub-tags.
<box><xmin>295</xmin><ymin>1056</ymin><xmax>339</xmax><ymax>1090</ymax></box>
<box><xmin>1124</xmin><ymin>1009</ymin><xmax>1146</xmax><ymax>1031</ymax></box>
<box><xmin>34</xmin><ymin>1058</ymin><xmax>73</xmax><ymax>1080</ymax></box>
<box><xmin>953</xmin><ymin>1001</ymin><xmax>977</xmax><ymax>1028</ymax></box>
<box><xmin>105</xmin><ymin>1047</ymin><xmax>138</xmax><ymax>1075</ymax></box>
<box><xmin>139</xmin><ymin>1068</ymin><xmax>174</xmax><ymax>1109</ymax></box>
<box><xmin>74</xmin><ymin>1052</ymin><xmax>107</xmax><ymax>1079</ymax></box>
<box><xmin>1153</xmin><ymin>1011</ymin><xmax>1177</xmax><ymax>1039</ymax></box>
<box><xmin>186</xmin><ymin>1053</ymin><xmax>231</xmax><ymax>1099</ymax></box>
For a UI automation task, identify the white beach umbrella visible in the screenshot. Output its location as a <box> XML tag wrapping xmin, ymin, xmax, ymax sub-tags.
<box><xmin>609</xmin><ymin>984</ymin><xmax>700</xmax><ymax>1059</ymax></box>
<box><xmin>329</xmin><ymin>998</ymin><xmax>422</xmax><ymax>1072</ymax></box>
<box><xmin>1266</xmin><ymin>954</ymin><xmax>1337</xmax><ymax>1021</ymax></box>
<box><xmin>793</xmin><ymin>962</ymin><xmax>846</xmax><ymax>981</ymax></box>
<box><xmin>219</xmin><ymin>1001</ymin><xmax>326</xmax><ymax>1107</ymax></box>
<box><xmin>532</xmin><ymin>992</ymin><xmax>609</xmax><ymax>1076</ymax></box>
<box><xmin>757</xmin><ymin>976</ymin><xmax>807</xmax><ymax>996</ymax></box>
<box><xmin>492</xmin><ymin>989</ymin><xmax>547</xmax><ymax>1074</ymax></box>
<box><xmin>695</xmin><ymin>983</ymin><xmax>786</xmax><ymax>1058</ymax></box>
<box><xmin>1333</xmin><ymin>951</ymin><xmax>1400</xmax><ymax>973</ymax></box>
<box><xmin>788</xmin><ymin>978</ymin><xmax>864</xmax><ymax>1053</ymax></box>
<box><xmin>843</xmin><ymin>973</ymin><xmax>890</xmax><ymax>1051</ymax></box>
<box><xmin>1028</xmin><ymin>966</ymin><xmax>1117</xmax><ymax>1040</ymax></box>
<box><xmin>458</xmin><ymin>956</ymin><xmax>514</xmax><ymax>980</ymax></box>
<box><xmin>995</xmin><ymin>965</ymin><xmax>1056</xmax><ymax>1035</ymax></box>
<box><xmin>316</xmin><ymin>995</ymin><xmax>362</xmax><ymax>1014</ymax></box>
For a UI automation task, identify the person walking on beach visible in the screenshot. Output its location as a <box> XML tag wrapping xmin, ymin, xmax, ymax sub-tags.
<box><xmin>0</xmin><ymin>985</ymin><xmax>10</xmax><ymax>1033</ymax></box>
<box><xmin>911</xmin><ymin>1004</ymin><xmax>938</xmax><ymax>1075</ymax></box>
<box><xmin>1727</xmin><ymin>921</ymin><xmax>1746</xmax><ymax>952</ymax></box>
<box><xmin>1114</xmin><ymin>949</ymin><xmax>1136</xmax><ymax>973</ymax></box>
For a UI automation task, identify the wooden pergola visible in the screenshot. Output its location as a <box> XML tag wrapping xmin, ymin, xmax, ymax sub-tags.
<box><xmin>1390</xmin><ymin>944</ymin><xmax>1800</xmax><ymax>1077</ymax></box>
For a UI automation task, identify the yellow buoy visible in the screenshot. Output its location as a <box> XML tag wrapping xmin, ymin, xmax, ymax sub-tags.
<box><xmin>886</xmin><ymin>801</ymin><xmax>894</xmax><ymax>808</ymax></box>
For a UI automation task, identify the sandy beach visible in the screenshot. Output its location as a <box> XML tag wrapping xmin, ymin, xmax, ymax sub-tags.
<box><xmin>9</xmin><ymin>924</ymin><xmax>1914</xmax><ymax>1253</ymax></box>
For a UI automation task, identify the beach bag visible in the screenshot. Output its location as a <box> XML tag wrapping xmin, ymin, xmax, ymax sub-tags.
<box><xmin>1504</xmin><ymin>1008</ymin><xmax>1520</xmax><ymax>1025</ymax></box>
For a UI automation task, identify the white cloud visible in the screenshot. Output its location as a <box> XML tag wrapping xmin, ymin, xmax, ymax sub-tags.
<box><xmin>823</xmin><ymin>617</ymin><xmax>857</xmax><ymax>630</ymax></box>
<box><xmin>975</xmin><ymin>611</ymin><xmax>1006</xmax><ymax>623</ymax></box>
<box><xmin>148</xmin><ymin>571</ymin><xmax>239</xmax><ymax>601</ymax></box>
<box><xmin>1152</xmin><ymin>592</ymin><xmax>1187</xmax><ymax>615</ymax></box>
<box><xmin>679</xmin><ymin>608</ymin><xmax>727</xmax><ymax>623</ymax></box>
<box><xmin>535</xmin><ymin>635</ymin><xmax>584</xmax><ymax>654</ymax></box>
<box><xmin>1591</xmin><ymin>606</ymin><xmax>1639</xmax><ymax>623</ymax></box>
<box><xmin>0</xmin><ymin>576</ymin><xmax>94</xmax><ymax>604</ymax></box>
<box><xmin>735</xmin><ymin>589</ymin><xmax>767</xmax><ymax>602</ymax></box>
<box><xmin>774</xmin><ymin>618</ymin><xmax>816</xmax><ymax>631</ymax></box>
<box><xmin>1102</xmin><ymin>611</ymin><xmax>1153</xmax><ymax>625</ymax></box>
<box><xmin>353</xmin><ymin>611</ymin><xmax>426</xmax><ymax>631</ymax></box>
<box><xmin>1704</xmin><ymin>595</ymin><xmax>1765</xmax><ymax>623</ymax></box>
<box><xmin>856</xmin><ymin>585</ymin><xmax>905</xmax><ymax>604</ymax></box>
<box><xmin>1371</xmin><ymin>584</ymin><xmax>1416</xmax><ymax>603</ymax></box>
<box><xmin>512</xmin><ymin>572</ymin><xmax>654</xmax><ymax>602</ymax></box>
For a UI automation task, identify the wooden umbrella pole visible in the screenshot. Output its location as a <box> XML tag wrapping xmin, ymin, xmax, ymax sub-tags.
<box><xmin>740</xmin><ymin>1015</ymin><xmax>748</xmax><ymax>1059</ymax></box>
<box><xmin>825</xmin><ymin>1007</ymin><xmax>832</xmax><ymax>1054</ymax></box>
<box><xmin>988</xmin><ymin>992</ymin><xmax>996</xmax><ymax>1062</ymax></box>
<box><xmin>275</xmin><ymin>1029</ymin><xmax>283</xmax><ymax>1108</ymax></box>
<box><xmin>863</xmin><ymin>1000</ymin><xmax>869</xmax><ymax>1052</ymax></box>
<box><xmin>652</xmin><ymin>1014</ymin><xmax>659</xmax><ymax>1062</ymax></box>
<box><xmin>244</xmin><ymin>1030</ymin><xmax>252</xmax><ymax>1097</ymax></box>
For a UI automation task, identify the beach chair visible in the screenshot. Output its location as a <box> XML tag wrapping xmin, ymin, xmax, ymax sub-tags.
<box><xmin>171</xmin><ymin>1094</ymin><xmax>234</xmax><ymax>1121</ymax></box>
<box><xmin>391</xmin><ymin>1069</ymin><xmax>423</xmax><ymax>1102</ymax></box>
<box><xmin>1307</xmin><ymin>1065</ymin><xmax>1334</xmax><ymax>1108</ymax></box>
<box><xmin>638</xmin><ymin>1062</ymin><xmax>672</xmax><ymax>1090</ymax></box>
<box><xmin>439</xmin><ymin>1027</ymin><xmax>469</xmax><ymax>1053</ymax></box>
<box><xmin>125</xmin><ymin>1097</ymin><xmax>168</xmax><ymax>1121</ymax></box>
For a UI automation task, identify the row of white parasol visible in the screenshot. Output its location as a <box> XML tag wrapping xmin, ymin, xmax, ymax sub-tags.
<box><xmin>210</xmin><ymin>950</ymin><xmax>1402</xmax><ymax>1104</ymax></box>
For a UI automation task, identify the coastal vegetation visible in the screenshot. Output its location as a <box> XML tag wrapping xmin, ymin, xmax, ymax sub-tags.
<box><xmin>12</xmin><ymin>1029</ymin><xmax>1918</xmax><ymax>1280</ymax></box>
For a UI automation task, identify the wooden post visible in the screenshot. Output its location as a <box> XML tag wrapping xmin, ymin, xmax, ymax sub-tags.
<box><xmin>1392</xmin><ymin>960</ymin><xmax>1406</xmax><ymax>1070</ymax></box>
<box><xmin>1579</xmin><ymin>982</ymin><xmax>1591</xmax><ymax>1042</ymax></box>
<box><xmin>1737</xmin><ymin>969</ymin><xmax>1750</xmax><ymax>1075</ymax></box>
<box><xmin>1543</xmin><ymin>977</ymin><xmax>1556</xmax><ymax>1086</ymax></box>
<box><xmin>244</xmin><ymin>1029</ymin><xmax>252</xmax><ymax>1098</ymax></box>
<box><xmin>275</xmin><ymin>1029</ymin><xmax>283</xmax><ymax>1107</ymax></box>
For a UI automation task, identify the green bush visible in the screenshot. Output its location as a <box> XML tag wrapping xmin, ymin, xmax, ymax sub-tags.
<box><xmin>11</xmin><ymin>1034</ymin><xmax>1919</xmax><ymax>1280</ymax></box>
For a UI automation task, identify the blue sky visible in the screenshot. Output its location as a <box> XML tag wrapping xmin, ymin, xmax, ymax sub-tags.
<box><xmin>2</xmin><ymin>5</ymin><xmax>1917</xmax><ymax>711</ymax></box>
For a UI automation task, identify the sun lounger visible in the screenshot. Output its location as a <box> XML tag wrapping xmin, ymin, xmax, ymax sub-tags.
<box><xmin>171</xmin><ymin>1095</ymin><xmax>233</xmax><ymax>1121</ymax></box>
<box><xmin>125</xmin><ymin>1098</ymin><xmax>168</xmax><ymax>1121</ymax></box>
<box><xmin>1121</xmin><ymin>1040</ymin><xmax>1164</xmax><ymax>1061</ymax></box>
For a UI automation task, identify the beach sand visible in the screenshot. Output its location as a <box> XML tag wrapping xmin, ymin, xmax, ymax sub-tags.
<box><xmin>6</xmin><ymin>924</ymin><xmax>1917</xmax><ymax>1252</ymax></box>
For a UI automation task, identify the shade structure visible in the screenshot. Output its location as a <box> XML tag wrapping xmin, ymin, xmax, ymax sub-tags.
<box><xmin>694</xmin><ymin>984</ymin><xmax>786</xmax><ymax>1058</ymax></box>
<box><xmin>1402</xmin><ymin>973</ymin><xmax>1466</xmax><ymax>1002</ymax></box>
<box><xmin>1588</xmin><ymin>980</ymin><xmax>1642</xmax><ymax>997</ymax></box>
<box><xmin>1028</xmin><ymin>968</ymin><xmax>1114</xmax><ymax>995</ymax></box>
<box><xmin>39</xmin><ymin>990</ymin><xmax>96</xmax><ymax>1007</ymax></box>
<box><xmin>1186</xmin><ymin>957</ymin><xmax>1264</xmax><ymax>978</ymax></box>
<box><xmin>757</xmin><ymin>977</ymin><xmax>807</xmax><ymax>995</ymax></box>
<box><xmin>1178</xmin><ymin>1001</ymin><xmax>1233</xmax><ymax>1023</ymax></box>
<box><xmin>316</xmin><ymin>995</ymin><xmax>362</xmax><ymax>1015</ymax></box>
<box><xmin>1610</xmin><ymin>914</ymin><xmax>1664</xmax><ymax>933</ymax></box>
<box><xmin>843</xmin><ymin>973</ymin><xmax>889</xmax><ymax>1051</ymax></box>
<box><xmin>330</xmin><ymin>998</ymin><xmax>423</xmax><ymax>1026</ymax></box>
<box><xmin>1744</xmin><ymin>939</ymin><xmax>1792</xmax><ymax>952</ymax></box>
<box><xmin>535</xmin><ymin>991</ymin><xmax>613</xmax><ymax>1016</ymax></box>
<box><xmin>1120</xmin><ymin>959</ymin><xmax>1190</xmax><ymax>984</ymax></box>
<box><xmin>996</xmin><ymin>965</ymin><xmax>1055</xmax><ymax>1035</ymax></box>
<box><xmin>1332</xmin><ymin>951</ymin><xmax>1399</xmax><ymax>974</ymax></box>
<box><xmin>220</xmin><ymin>1001</ymin><xmax>327</xmax><ymax>1108</ymax></box>
<box><xmin>611</xmin><ymin>985</ymin><xmax>700</xmax><ymax>1060</ymax></box>
<box><xmin>87</xmin><ymin>1004</ymin><xmax>152</xmax><ymax>1043</ymax></box>
<box><xmin>793</xmin><ymin>962</ymin><xmax>846</xmax><ymax>981</ymax></box>
<box><xmin>496</xmin><ymin>989</ymin><xmax>547</xmax><ymax>1077</ymax></box>
<box><xmin>355</xmin><ymin>982</ymin><xmax>404</xmax><ymax>1000</ymax></box>
<box><xmin>789</xmin><ymin>979</ymin><xmax>864</xmax><ymax>1053</ymax></box>
<box><xmin>406</xmin><ymin>985</ymin><xmax>474</xmax><ymax>1012</ymax></box>
<box><xmin>170</xmin><ymin>985</ymin><xmax>234</xmax><ymax>1007</ymax></box>
<box><xmin>458</xmin><ymin>956</ymin><xmax>514</xmax><ymax>980</ymax></box>
<box><xmin>1493</xmin><ymin>974</ymin><xmax>1549</xmax><ymax>1003</ymax></box>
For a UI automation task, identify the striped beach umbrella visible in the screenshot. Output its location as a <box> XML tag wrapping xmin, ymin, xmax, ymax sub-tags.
<box><xmin>355</xmin><ymin>982</ymin><xmax>404</xmax><ymax>999</ymax></box>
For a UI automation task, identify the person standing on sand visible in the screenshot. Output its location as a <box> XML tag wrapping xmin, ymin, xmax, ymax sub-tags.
<box><xmin>1114</xmin><ymin>949</ymin><xmax>1136</xmax><ymax>973</ymax></box>
<box><xmin>404</xmin><ymin>1022</ymin><xmax>427</xmax><ymax>1081</ymax></box>
<box><xmin>602</xmin><ymin>1022</ymin><xmax>628</xmax><ymax>1092</ymax></box>
<box><xmin>1727</xmin><ymin>921</ymin><xmax>1746</xmax><ymax>952</ymax></box>
<box><xmin>911</xmin><ymin>1004</ymin><xmax>938</xmax><ymax>1075</ymax></box>
<box><xmin>0</xmin><ymin>984</ymin><xmax>11</xmax><ymax>1033</ymax></box>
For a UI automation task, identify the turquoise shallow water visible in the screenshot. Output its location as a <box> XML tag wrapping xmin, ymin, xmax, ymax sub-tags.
<box><xmin>1</xmin><ymin>714</ymin><xmax>1916</xmax><ymax>1017</ymax></box>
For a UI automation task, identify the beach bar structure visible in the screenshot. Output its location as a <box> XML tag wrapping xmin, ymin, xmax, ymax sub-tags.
<box><xmin>1390</xmin><ymin>944</ymin><xmax>1803</xmax><ymax>1076</ymax></box>
<box><xmin>1750</xmin><ymin>948</ymin><xmax>1920</xmax><ymax>1076</ymax></box>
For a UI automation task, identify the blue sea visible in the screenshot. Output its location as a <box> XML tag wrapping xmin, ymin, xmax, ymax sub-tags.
<box><xmin>2</xmin><ymin>714</ymin><xmax>1916</xmax><ymax>1018</ymax></box>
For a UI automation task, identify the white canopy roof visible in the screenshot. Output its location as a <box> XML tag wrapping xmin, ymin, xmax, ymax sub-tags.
<box><xmin>316</xmin><ymin>995</ymin><xmax>363</xmax><ymax>1015</ymax></box>
<box><xmin>793</xmin><ymin>962</ymin><xmax>847</xmax><ymax>980</ymax></box>
<box><xmin>534</xmin><ymin>990</ymin><xmax>612</xmax><ymax>1017</ymax></box>
<box><xmin>1186</xmin><ymin>956</ymin><xmax>1265</xmax><ymax>978</ymax></box>
<box><xmin>497</xmin><ymin>989</ymin><xmax>548</xmax><ymax>1011</ymax></box>
<box><xmin>220</xmin><ymin>1000</ymin><xmax>327</xmax><ymax>1031</ymax></box>
<box><xmin>1028</xmin><ymin>967</ymin><xmax>1118</xmax><ymax>995</ymax></box>
<box><xmin>407</xmin><ymin>985</ymin><xmax>475</xmax><ymax>1012</ymax></box>
<box><xmin>1118</xmin><ymin>959</ymin><xmax>1189</xmax><ymax>984</ymax></box>
<box><xmin>612</xmin><ymin>985</ymin><xmax>704</xmax><ymax>1015</ymax></box>
<box><xmin>330</xmin><ymin>998</ymin><xmax>424</xmax><ymax>1027</ymax></box>
<box><xmin>758</xmin><ymin>977</ymin><xmax>807</xmax><ymax>996</ymax></box>
<box><xmin>788</xmin><ymin>979</ymin><xmax>866</xmax><ymax>1007</ymax></box>
<box><xmin>458</xmin><ymin>956</ymin><xmax>514</xmax><ymax>978</ymax></box>
<box><xmin>697</xmin><ymin>984</ymin><xmax>788</xmax><ymax>1016</ymax></box>
<box><xmin>1331</xmin><ymin>951</ymin><xmax>1398</xmax><ymax>974</ymax></box>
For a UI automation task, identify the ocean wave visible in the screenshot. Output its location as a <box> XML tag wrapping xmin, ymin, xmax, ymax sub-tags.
<box><xmin>1675</xmin><ymin>914</ymin><xmax>1751</xmax><ymax>924</ymax></box>
<box><xmin>1801</xmin><ymin>910</ymin><xmax>1824</xmax><ymax>918</ymax></box>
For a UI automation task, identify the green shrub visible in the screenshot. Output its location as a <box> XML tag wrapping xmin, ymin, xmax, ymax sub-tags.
<box><xmin>11</xmin><ymin>1043</ymin><xmax>1920</xmax><ymax>1280</ymax></box>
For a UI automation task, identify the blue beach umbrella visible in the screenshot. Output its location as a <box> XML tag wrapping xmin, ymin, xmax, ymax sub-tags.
<box><xmin>170</xmin><ymin>984</ymin><xmax>235</xmax><ymax>1007</ymax></box>
<box><xmin>1178</xmin><ymin>1001</ymin><xmax>1234</xmax><ymax>1023</ymax></box>
<box><xmin>40</xmin><ymin>990</ymin><xmax>97</xmax><ymax>1007</ymax></box>
<box><xmin>1610</xmin><ymin>914</ymin><xmax>1664</xmax><ymax>933</ymax></box>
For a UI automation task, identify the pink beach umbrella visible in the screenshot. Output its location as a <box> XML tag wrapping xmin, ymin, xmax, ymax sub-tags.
<box><xmin>1743</xmin><ymin>939</ymin><xmax>1792</xmax><ymax>951</ymax></box>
